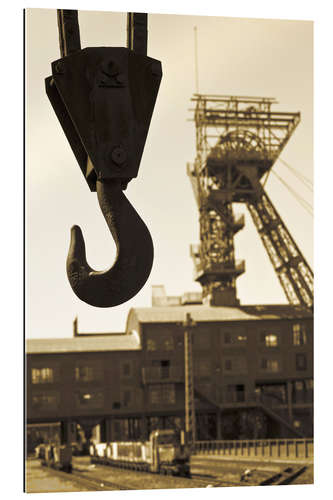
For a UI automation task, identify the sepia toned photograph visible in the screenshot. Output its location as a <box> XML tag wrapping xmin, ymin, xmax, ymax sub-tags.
<box><xmin>25</xmin><ymin>4</ymin><xmax>313</xmax><ymax>494</ymax></box>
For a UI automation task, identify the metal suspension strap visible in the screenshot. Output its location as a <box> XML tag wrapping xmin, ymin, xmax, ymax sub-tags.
<box><xmin>57</xmin><ymin>10</ymin><xmax>81</xmax><ymax>57</ymax></box>
<box><xmin>127</xmin><ymin>13</ymin><xmax>147</xmax><ymax>54</ymax></box>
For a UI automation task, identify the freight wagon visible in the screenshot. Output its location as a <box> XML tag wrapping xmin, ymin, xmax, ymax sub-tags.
<box><xmin>90</xmin><ymin>429</ymin><xmax>191</xmax><ymax>477</ymax></box>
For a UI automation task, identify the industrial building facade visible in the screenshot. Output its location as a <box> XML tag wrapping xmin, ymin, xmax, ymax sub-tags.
<box><xmin>26</xmin><ymin>297</ymin><xmax>313</xmax><ymax>447</ymax></box>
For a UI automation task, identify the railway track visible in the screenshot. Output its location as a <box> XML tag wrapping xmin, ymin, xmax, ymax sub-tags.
<box><xmin>190</xmin><ymin>464</ymin><xmax>308</xmax><ymax>488</ymax></box>
<box><xmin>259</xmin><ymin>466</ymin><xmax>307</xmax><ymax>486</ymax></box>
<box><xmin>75</xmin><ymin>460</ymin><xmax>236</xmax><ymax>489</ymax></box>
<box><xmin>41</xmin><ymin>465</ymin><xmax>135</xmax><ymax>491</ymax></box>
<box><xmin>190</xmin><ymin>473</ymin><xmax>245</xmax><ymax>488</ymax></box>
<box><xmin>41</xmin><ymin>459</ymin><xmax>308</xmax><ymax>491</ymax></box>
<box><xmin>72</xmin><ymin>465</ymin><xmax>239</xmax><ymax>489</ymax></box>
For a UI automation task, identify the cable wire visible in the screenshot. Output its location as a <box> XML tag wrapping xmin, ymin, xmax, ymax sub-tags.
<box><xmin>278</xmin><ymin>157</ymin><xmax>313</xmax><ymax>191</ymax></box>
<box><xmin>271</xmin><ymin>169</ymin><xmax>313</xmax><ymax>217</ymax></box>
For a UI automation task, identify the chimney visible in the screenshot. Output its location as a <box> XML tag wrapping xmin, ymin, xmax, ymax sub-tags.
<box><xmin>73</xmin><ymin>316</ymin><xmax>78</xmax><ymax>337</ymax></box>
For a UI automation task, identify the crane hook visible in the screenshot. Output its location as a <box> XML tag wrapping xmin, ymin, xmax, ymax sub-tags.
<box><xmin>46</xmin><ymin>11</ymin><xmax>162</xmax><ymax>307</ymax></box>
<box><xmin>67</xmin><ymin>179</ymin><xmax>153</xmax><ymax>307</ymax></box>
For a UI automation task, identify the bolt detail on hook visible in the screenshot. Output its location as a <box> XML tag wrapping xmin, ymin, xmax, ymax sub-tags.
<box><xmin>45</xmin><ymin>11</ymin><xmax>162</xmax><ymax>307</ymax></box>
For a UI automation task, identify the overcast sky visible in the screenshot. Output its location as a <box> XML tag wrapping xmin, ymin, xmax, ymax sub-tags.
<box><xmin>25</xmin><ymin>8</ymin><xmax>313</xmax><ymax>338</ymax></box>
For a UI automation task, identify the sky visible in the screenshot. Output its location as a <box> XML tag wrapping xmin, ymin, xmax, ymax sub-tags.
<box><xmin>25</xmin><ymin>8</ymin><xmax>313</xmax><ymax>339</ymax></box>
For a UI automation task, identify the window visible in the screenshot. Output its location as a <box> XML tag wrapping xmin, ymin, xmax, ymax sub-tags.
<box><xmin>146</xmin><ymin>335</ymin><xmax>174</xmax><ymax>351</ymax></box>
<box><xmin>295</xmin><ymin>380</ymin><xmax>304</xmax><ymax>391</ymax></box>
<box><xmin>292</xmin><ymin>380</ymin><xmax>306</xmax><ymax>403</ymax></box>
<box><xmin>152</xmin><ymin>360</ymin><xmax>170</xmax><ymax>378</ymax></box>
<box><xmin>75</xmin><ymin>366</ymin><xmax>95</xmax><ymax>382</ymax></box>
<box><xmin>32</xmin><ymin>393</ymin><xmax>59</xmax><ymax>410</ymax></box>
<box><xmin>149</xmin><ymin>384</ymin><xmax>175</xmax><ymax>405</ymax></box>
<box><xmin>258</xmin><ymin>383</ymin><xmax>286</xmax><ymax>403</ymax></box>
<box><xmin>261</xmin><ymin>359</ymin><xmax>280</xmax><ymax>372</ymax></box>
<box><xmin>223</xmin><ymin>357</ymin><xmax>247</xmax><ymax>374</ymax></box>
<box><xmin>224</xmin><ymin>332</ymin><xmax>231</xmax><ymax>344</ymax></box>
<box><xmin>223</xmin><ymin>332</ymin><xmax>247</xmax><ymax>345</ymax></box>
<box><xmin>75</xmin><ymin>391</ymin><xmax>104</xmax><ymax>409</ymax></box>
<box><xmin>261</xmin><ymin>333</ymin><xmax>278</xmax><ymax>347</ymax></box>
<box><xmin>162</xmin><ymin>336</ymin><xmax>174</xmax><ymax>351</ymax></box>
<box><xmin>296</xmin><ymin>354</ymin><xmax>307</xmax><ymax>371</ymax></box>
<box><xmin>31</xmin><ymin>367</ymin><xmax>54</xmax><ymax>384</ymax></box>
<box><xmin>75</xmin><ymin>363</ymin><xmax>102</xmax><ymax>382</ymax></box>
<box><xmin>147</xmin><ymin>338</ymin><xmax>157</xmax><ymax>351</ymax></box>
<box><xmin>305</xmin><ymin>379</ymin><xmax>313</xmax><ymax>390</ymax></box>
<box><xmin>225</xmin><ymin>384</ymin><xmax>245</xmax><ymax>403</ymax></box>
<box><xmin>293</xmin><ymin>324</ymin><xmax>307</xmax><ymax>345</ymax></box>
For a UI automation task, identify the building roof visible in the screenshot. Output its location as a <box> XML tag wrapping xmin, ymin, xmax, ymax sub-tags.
<box><xmin>26</xmin><ymin>332</ymin><xmax>141</xmax><ymax>354</ymax></box>
<box><xmin>126</xmin><ymin>304</ymin><xmax>312</xmax><ymax>328</ymax></box>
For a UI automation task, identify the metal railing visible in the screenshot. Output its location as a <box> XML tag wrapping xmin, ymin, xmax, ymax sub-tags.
<box><xmin>194</xmin><ymin>438</ymin><xmax>313</xmax><ymax>460</ymax></box>
<box><xmin>192</xmin><ymin>257</ymin><xmax>246</xmax><ymax>277</ymax></box>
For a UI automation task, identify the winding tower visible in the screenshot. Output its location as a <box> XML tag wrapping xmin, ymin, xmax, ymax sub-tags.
<box><xmin>188</xmin><ymin>94</ymin><xmax>313</xmax><ymax>309</ymax></box>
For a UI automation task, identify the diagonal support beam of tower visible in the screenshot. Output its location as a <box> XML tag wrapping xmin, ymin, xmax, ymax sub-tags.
<box><xmin>188</xmin><ymin>94</ymin><xmax>313</xmax><ymax>309</ymax></box>
<box><xmin>247</xmin><ymin>189</ymin><xmax>313</xmax><ymax>308</ymax></box>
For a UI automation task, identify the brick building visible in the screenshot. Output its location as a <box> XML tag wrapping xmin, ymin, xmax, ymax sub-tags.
<box><xmin>26</xmin><ymin>294</ymin><xmax>313</xmax><ymax>445</ymax></box>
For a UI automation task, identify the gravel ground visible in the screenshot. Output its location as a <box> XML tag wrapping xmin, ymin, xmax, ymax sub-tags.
<box><xmin>25</xmin><ymin>458</ymin><xmax>91</xmax><ymax>493</ymax></box>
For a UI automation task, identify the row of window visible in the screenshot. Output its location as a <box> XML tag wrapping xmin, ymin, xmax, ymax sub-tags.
<box><xmin>194</xmin><ymin>353</ymin><xmax>308</xmax><ymax>375</ymax></box>
<box><xmin>31</xmin><ymin>385</ymin><xmax>174</xmax><ymax>411</ymax></box>
<box><xmin>31</xmin><ymin>362</ymin><xmax>133</xmax><ymax>384</ymax></box>
<box><xmin>32</xmin><ymin>388</ymin><xmax>138</xmax><ymax>411</ymax></box>
<box><xmin>31</xmin><ymin>352</ymin><xmax>309</xmax><ymax>386</ymax></box>
<box><xmin>146</xmin><ymin>323</ymin><xmax>308</xmax><ymax>351</ymax></box>
<box><xmin>31</xmin><ymin>368</ymin><xmax>54</xmax><ymax>384</ymax></box>
<box><xmin>142</xmin><ymin>354</ymin><xmax>308</xmax><ymax>379</ymax></box>
<box><xmin>32</xmin><ymin>378</ymin><xmax>314</xmax><ymax>411</ymax></box>
<box><xmin>219</xmin><ymin>379</ymin><xmax>314</xmax><ymax>404</ymax></box>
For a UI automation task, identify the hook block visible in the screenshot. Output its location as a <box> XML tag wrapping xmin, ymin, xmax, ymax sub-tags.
<box><xmin>45</xmin><ymin>47</ymin><xmax>162</xmax><ymax>191</ymax></box>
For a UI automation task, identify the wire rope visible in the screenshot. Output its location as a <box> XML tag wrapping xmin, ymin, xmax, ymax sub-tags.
<box><xmin>271</xmin><ymin>169</ymin><xmax>313</xmax><ymax>217</ymax></box>
<box><xmin>278</xmin><ymin>157</ymin><xmax>313</xmax><ymax>191</ymax></box>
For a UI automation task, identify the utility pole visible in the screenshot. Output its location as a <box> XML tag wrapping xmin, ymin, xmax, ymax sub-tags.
<box><xmin>184</xmin><ymin>312</ymin><xmax>196</xmax><ymax>447</ymax></box>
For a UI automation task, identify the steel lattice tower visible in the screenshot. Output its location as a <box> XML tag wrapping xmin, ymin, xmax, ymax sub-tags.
<box><xmin>188</xmin><ymin>94</ymin><xmax>313</xmax><ymax>309</ymax></box>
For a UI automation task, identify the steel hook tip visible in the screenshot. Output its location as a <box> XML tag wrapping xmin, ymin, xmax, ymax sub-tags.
<box><xmin>66</xmin><ymin>178</ymin><xmax>154</xmax><ymax>307</ymax></box>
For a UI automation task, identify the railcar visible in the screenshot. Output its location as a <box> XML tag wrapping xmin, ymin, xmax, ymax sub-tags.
<box><xmin>90</xmin><ymin>429</ymin><xmax>190</xmax><ymax>477</ymax></box>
